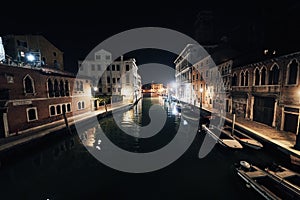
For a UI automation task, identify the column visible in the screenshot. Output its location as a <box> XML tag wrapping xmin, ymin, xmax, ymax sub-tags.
<box><xmin>250</xmin><ymin>96</ymin><xmax>254</xmax><ymax>120</ymax></box>
<box><xmin>3</xmin><ymin>113</ymin><xmax>9</xmax><ymax>137</ymax></box>
<box><xmin>245</xmin><ymin>94</ymin><xmax>249</xmax><ymax>118</ymax></box>
<box><xmin>280</xmin><ymin>107</ymin><xmax>284</xmax><ymax>131</ymax></box>
<box><xmin>272</xmin><ymin>99</ymin><xmax>278</xmax><ymax>127</ymax></box>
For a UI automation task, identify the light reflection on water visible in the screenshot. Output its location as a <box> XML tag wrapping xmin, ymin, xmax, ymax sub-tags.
<box><xmin>0</xmin><ymin>97</ymin><xmax>296</xmax><ymax>200</ymax></box>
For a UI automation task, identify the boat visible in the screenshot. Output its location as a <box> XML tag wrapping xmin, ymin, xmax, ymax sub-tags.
<box><xmin>265</xmin><ymin>163</ymin><xmax>300</xmax><ymax>191</ymax></box>
<box><xmin>201</xmin><ymin>125</ymin><xmax>243</xmax><ymax>149</ymax></box>
<box><xmin>235</xmin><ymin>161</ymin><xmax>300</xmax><ymax>200</ymax></box>
<box><xmin>222</xmin><ymin>125</ymin><xmax>263</xmax><ymax>149</ymax></box>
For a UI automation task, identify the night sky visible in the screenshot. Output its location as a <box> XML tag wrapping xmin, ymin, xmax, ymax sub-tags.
<box><xmin>1</xmin><ymin>0</ymin><xmax>300</xmax><ymax>74</ymax></box>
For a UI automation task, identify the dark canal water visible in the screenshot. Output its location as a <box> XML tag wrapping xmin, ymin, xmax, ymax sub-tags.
<box><xmin>0</xmin><ymin>97</ymin><xmax>297</xmax><ymax>200</ymax></box>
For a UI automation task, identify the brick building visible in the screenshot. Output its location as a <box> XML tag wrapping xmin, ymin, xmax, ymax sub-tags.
<box><xmin>0</xmin><ymin>64</ymin><xmax>91</xmax><ymax>138</ymax></box>
<box><xmin>2</xmin><ymin>35</ymin><xmax>64</xmax><ymax>70</ymax></box>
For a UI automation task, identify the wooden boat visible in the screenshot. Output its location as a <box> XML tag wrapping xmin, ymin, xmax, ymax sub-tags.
<box><xmin>202</xmin><ymin>125</ymin><xmax>243</xmax><ymax>149</ymax></box>
<box><xmin>265</xmin><ymin>163</ymin><xmax>300</xmax><ymax>191</ymax></box>
<box><xmin>222</xmin><ymin>125</ymin><xmax>263</xmax><ymax>149</ymax></box>
<box><xmin>236</xmin><ymin>161</ymin><xmax>300</xmax><ymax>200</ymax></box>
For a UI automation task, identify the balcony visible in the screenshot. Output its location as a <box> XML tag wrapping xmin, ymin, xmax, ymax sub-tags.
<box><xmin>251</xmin><ymin>85</ymin><xmax>280</xmax><ymax>93</ymax></box>
<box><xmin>231</xmin><ymin>85</ymin><xmax>281</xmax><ymax>93</ymax></box>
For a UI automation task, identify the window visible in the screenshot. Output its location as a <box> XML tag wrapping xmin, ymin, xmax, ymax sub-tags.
<box><xmin>67</xmin><ymin>104</ymin><xmax>71</xmax><ymax>112</ymax></box>
<box><xmin>118</xmin><ymin>88</ymin><xmax>121</xmax><ymax>92</ymax></box>
<box><xmin>261</xmin><ymin>67</ymin><xmax>267</xmax><ymax>85</ymax></box>
<box><xmin>117</xmin><ymin>78</ymin><xmax>120</xmax><ymax>83</ymax></box>
<box><xmin>56</xmin><ymin>105</ymin><xmax>61</xmax><ymax>115</ymax></box>
<box><xmin>91</xmin><ymin>64</ymin><xmax>95</xmax><ymax>71</ymax></box>
<box><xmin>50</xmin><ymin>106</ymin><xmax>56</xmax><ymax>116</ymax></box>
<box><xmin>254</xmin><ymin>68</ymin><xmax>260</xmax><ymax>86</ymax></box>
<box><xmin>107</xmin><ymin>77</ymin><xmax>111</xmax><ymax>84</ymax></box>
<box><xmin>117</xmin><ymin>65</ymin><xmax>120</xmax><ymax>71</ymax></box>
<box><xmin>24</xmin><ymin>75</ymin><xmax>34</xmax><ymax>94</ymax></box>
<box><xmin>107</xmin><ymin>65</ymin><xmax>110</xmax><ymax>71</ymax></box>
<box><xmin>54</xmin><ymin>79</ymin><xmax>59</xmax><ymax>97</ymax></box>
<box><xmin>65</xmin><ymin>80</ymin><xmax>70</xmax><ymax>96</ymax></box>
<box><xmin>96</xmin><ymin>55</ymin><xmax>101</xmax><ymax>60</ymax></box>
<box><xmin>27</xmin><ymin>107</ymin><xmax>37</xmax><ymax>122</ymax></box>
<box><xmin>80</xmin><ymin>81</ymin><xmax>83</xmax><ymax>91</ymax></box>
<box><xmin>269</xmin><ymin>64</ymin><xmax>280</xmax><ymax>85</ymax></box>
<box><xmin>288</xmin><ymin>60</ymin><xmax>298</xmax><ymax>85</ymax></box>
<box><xmin>50</xmin><ymin>103</ymin><xmax>71</xmax><ymax>116</ymax></box>
<box><xmin>106</xmin><ymin>55</ymin><xmax>110</xmax><ymax>60</ymax></box>
<box><xmin>126</xmin><ymin>65</ymin><xmax>130</xmax><ymax>71</ymax></box>
<box><xmin>112</xmin><ymin>65</ymin><xmax>115</xmax><ymax>71</ymax></box>
<box><xmin>48</xmin><ymin>79</ymin><xmax>54</xmax><ymax>97</ymax></box>
<box><xmin>97</xmin><ymin>64</ymin><xmax>101</xmax><ymax>71</ymax></box>
<box><xmin>196</xmin><ymin>73</ymin><xmax>199</xmax><ymax>80</ymax></box>
<box><xmin>113</xmin><ymin>78</ymin><xmax>116</xmax><ymax>83</ymax></box>
<box><xmin>107</xmin><ymin>88</ymin><xmax>111</xmax><ymax>93</ymax></box>
<box><xmin>126</xmin><ymin>74</ymin><xmax>130</xmax><ymax>83</ymax></box>
<box><xmin>245</xmin><ymin>71</ymin><xmax>249</xmax><ymax>86</ymax></box>
<box><xmin>99</xmin><ymin>88</ymin><xmax>102</xmax><ymax>93</ymax></box>
<box><xmin>240</xmin><ymin>71</ymin><xmax>244</xmax><ymax>86</ymax></box>
<box><xmin>60</xmin><ymin>80</ymin><xmax>65</xmax><ymax>96</ymax></box>
<box><xmin>62</xmin><ymin>104</ymin><xmax>66</xmax><ymax>113</ymax></box>
<box><xmin>78</xmin><ymin>101</ymin><xmax>85</xmax><ymax>110</ymax></box>
<box><xmin>53</xmin><ymin>52</ymin><xmax>57</xmax><ymax>57</ymax></box>
<box><xmin>232</xmin><ymin>73</ymin><xmax>237</xmax><ymax>86</ymax></box>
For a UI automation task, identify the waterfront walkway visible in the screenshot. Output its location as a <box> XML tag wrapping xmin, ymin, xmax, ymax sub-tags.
<box><xmin>202</xmin><ymin>106</ymin><xmax>300</xmax><ymax>160</ymax></box>
<box><xmin>0</xmin><ymin>102</ymin><xmax>131</xmax><ymax>152</ymax></box>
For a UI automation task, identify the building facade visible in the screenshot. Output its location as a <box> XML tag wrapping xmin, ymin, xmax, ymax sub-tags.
<box><xmin>2</xmin><ymin>35</ymin><xmax>64</xmax><ymax>70</ymax></box>
<box><xmin>78</xmin><ymin>49</ymin><xmax>142</xmax><ymax>104</ymax></box>
<box><xmin>0</xmin><ymin>64</ymin><xmax>91</xmax><ymax>138</ymax></box>
<box><xmin>231</xmin><ymin>52</ymin><xmax>300</xmax><ymax>135</ymax></box>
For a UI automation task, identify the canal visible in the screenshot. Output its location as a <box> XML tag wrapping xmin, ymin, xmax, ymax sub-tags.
<box><xmin>0</xmin><ymin>97</ymin><xmax>297</xmax><ymax>200</ymax></box>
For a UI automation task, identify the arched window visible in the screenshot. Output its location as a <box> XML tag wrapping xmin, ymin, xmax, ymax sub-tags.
<box><xmin>245</xmin><ymin>71</ymin><xmax>249</xmax><ymax>86</ymax></box>
<box><xmin>232</xmin><ymin>73</ymin><xmax>237</xmax><ymax>86</ymax></box>
<box><xmin>67</xmin><ymin>103</ymin><xmax>71</xmax><ymax>112</ymax></box>
<box><xmin>81</xmin><ymin>101</ymin><xmax>85</xmax><ymax>109</ymax></box>
<box><xmin>261</xmin><ymin>67</ymin><xmax>267</xmax><ymax>85</ymax></box>
<box><xmin>288</xmin><ymin>60</ymin><xmax>298</xmax><ymax>84</ymax></box>
<box><xmin>254</xmin><ymin>68</ymin><xmax>260</xmax><ymax>85</ymax></box>
<box><xmin>62</xmin><ymin>104</ymin><xmax>66</xmax><ymax>113</ymax></box>
<box><xmin>54</xmin><ymin>79</ymin><xmax>60</xmax><ymax>97</ymax></box>
<box><xmin>269</xmin><ymin>64</ymin><xmax>280</xmax><ymax>85</ymax></box>
<box><xmin>56</xmin><ymin>105</ymin><xmax>61</xmax><ymax>115</ymax></box>
<box><xmin>65</xmin><ymin>80</ymin><xmax>70</xmax><ymax>96</ymax></box>
<box><xmin>48</xmin><ymin>79</ymin><xmax>54</xmax><ymax>97</ymax></box>
<box><xmin>240</xmin><ymin>71</ymin><xmax>244</xmax><ymax>86</ymax></box>
<box><xmin>78</xmin><ymin>102</ymin><xmax>81</xmax><ymax>110</ymax></box>
<box><xmin>60</xmin><ymin>80</ymin><xmax>65</xmax><ymax>97</ymax></box>
<box><xmin>50</xmin><ymin>106</ymin><xmax>56</xmax><ymax>116</ymax></box>
<box><xmin>24</xmin><ymin>75</ymin><xmax>34</xmax><ymax>94</ymax></box>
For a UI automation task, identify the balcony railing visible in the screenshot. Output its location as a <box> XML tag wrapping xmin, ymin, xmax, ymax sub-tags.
<box><xmin>231</xmin><ymin>85</ymin><xmax>281</xmax><ymax>93</ymax></box>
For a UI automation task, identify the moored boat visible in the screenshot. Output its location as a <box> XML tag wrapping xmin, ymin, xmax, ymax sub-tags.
<box><xmin>202</xmin><ymin>125</ymin><xmax>243</xmax><ymax>149</ymax></box>
<box><xmin>222</xmin><ymin>125</ymin><xmax>263</xmax><ymax>149</ymax></box>
<box><xmin>235</xmin><ymin>161</ymin><xmax>300</xmax><ymax>200</ymax></box>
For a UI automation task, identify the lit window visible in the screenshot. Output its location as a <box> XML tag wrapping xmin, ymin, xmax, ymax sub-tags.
<box><xmin>27</xmin><ymin>107</ymin><xmax>38</xmax><ymax>122</ymax></box>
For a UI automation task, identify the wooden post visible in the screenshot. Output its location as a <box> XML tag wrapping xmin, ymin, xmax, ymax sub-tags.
<box><xmin>232</xmin><ymin>113</ymin><xmax>236</xmax><ymax>136</ymax></box>
<box><xmin>63</xmin><ymin>109</ymin><xmax>71</xmax><ymax>134</ymax></box>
